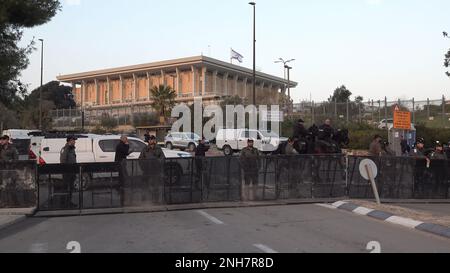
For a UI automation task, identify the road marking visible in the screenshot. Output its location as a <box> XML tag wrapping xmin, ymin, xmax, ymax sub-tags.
<box><xmin>316</xmin><ymin>204</ymin><xmax>337</xmax><ymax>210</ymax></box>
<box><xmin>197</xmin><ymin>210</ymin><xmax>224</xmax><ymax>225</ymax></box>
<box><xmin>353</xmin><ymin>207</ymin><xmax>374</xmax><ymax>216</ymax></box>
<box><xmin>386</xmin><ymin>216</ymin><xmax>423</xmax><ymax>229</ymax></box>
<box><xmin>254</xmin><ymin>244</ymin><xmax>278</xmax><ymax>254</ymax></box>
<box><xmin>30</xmin><ymin>243</ymin><xmax>49</xmax><ymax>253</ymax></box>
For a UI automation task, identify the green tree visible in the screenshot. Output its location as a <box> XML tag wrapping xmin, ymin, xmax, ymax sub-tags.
<box><xmin>445</xmin><ymin>48</ymin><xmax>450</xmax><ymax>78</ymax></box>
<box><xmin>329</xmin><ymin>85</ymin><xmax>352</xmax><ymax>103</ymax></box>
<box><xmin>0</xmin><ymin>0</ymin><xmax>61</xmax><ymax>108</ymax></box>
<box><xmin>20</xmin><ymin>81</ymin><xmax>75</xmax><ymax>129</ymax></box>
<box><xmin>150</xmin><ymin>85</ymin><xmax>177</xmax><ymax>124</ymax></box>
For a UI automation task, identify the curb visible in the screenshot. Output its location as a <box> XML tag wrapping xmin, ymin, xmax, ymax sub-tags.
<box><xmin>330</xmin><ymin>201</ymin><xmax>450</xmax><ymax>240</ymax></box>
<box><xmin>33</xmin><ymin>199</ymin><xmax>344</xmax><ymax>218</ymax></box>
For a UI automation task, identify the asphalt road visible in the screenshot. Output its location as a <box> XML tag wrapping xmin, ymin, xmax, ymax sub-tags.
<box><xmin>0</xmin><ymin>204</ymin><xmax>450</xmax><ymax>253</ymax></box>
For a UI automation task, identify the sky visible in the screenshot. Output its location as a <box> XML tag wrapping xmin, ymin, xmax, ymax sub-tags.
<box><xmin>19</xmin><ymin>0</ymin><xmax>450</xmax><ymax>102</ymax></box>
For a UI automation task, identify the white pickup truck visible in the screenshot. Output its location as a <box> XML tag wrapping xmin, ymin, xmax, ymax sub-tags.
<box><xmin>29</xmin><ymin>134</ymin><xmax>192</xmax><ymax>164</ymax></box>
<box><xmin>216</xmin><ymin>129</ymin><xmax>288</xmax><ymax>156</ymax></box>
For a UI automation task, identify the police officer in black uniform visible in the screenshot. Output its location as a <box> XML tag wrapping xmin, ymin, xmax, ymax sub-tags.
<box><xmin>292</xmin><ymin>119</ymin><xmax>309</xmax><ymax>154</ymax></box>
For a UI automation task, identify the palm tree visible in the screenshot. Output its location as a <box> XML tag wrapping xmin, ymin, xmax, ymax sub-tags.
<box><xmin>150</xmin><ymin>85</ymin><xmax>177</xmax><ymax>125</ymax></box>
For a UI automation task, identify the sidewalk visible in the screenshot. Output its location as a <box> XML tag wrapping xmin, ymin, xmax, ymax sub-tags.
<box><xmin>0</xmin><ymin>208</ymin><xmax>36</xmax><ymax>231</ymax></box>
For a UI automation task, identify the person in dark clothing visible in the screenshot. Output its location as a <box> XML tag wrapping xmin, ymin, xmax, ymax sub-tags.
<box><xmin>0</xmin><ymin>136</ymin><xmax>19</xmax><ymax>161</ymax></box>
<box><xmin>115</xmin><ymin>136</ymin><xmax>131</xmax><ymax>206</ymax></box>
<box><xmin>144</xmin><ymin>130</ymin><xmax>151</xmax><ymax>143</ymax></box>
<box><xmin>292</xmin><ymin>119</ymin><xmax>309</xmax><ymax>154</ymax></box>
<box><xmin>240</xmin><ymin>139</ymin><xmax>261</xmax><ymax>201</ymax></box>
<box><xmin>400</xmin><ymin>136</ymin><xmax>411</xmax><ymax>156</ymax></box>
<box><xmin>59</xmin><ymin>136</ymin><xmax>78</xmax><ymax>209</ymax></box>
<box><xmin>115</xmin><ymin>136</ymin><xmax>131</xmax><ymax>162</ymax></box>
<box><xmin>318</xmin><ymin>119</ymin><xmax>335</xmax><ymax>142</ymax></box>
<box><xmin>194</xmin><ymin>138</ymin><xmax>209</xmax><ymax>189</ymax></box>
<box><xmin>139</xmin><ymin>135</ymin><xmax>165</xmax><ymax>204</ymax></box>
<box><xmin>410</xmin><ymin>137</ymin><xmax>431</xmax><ymax>197</ymax></box>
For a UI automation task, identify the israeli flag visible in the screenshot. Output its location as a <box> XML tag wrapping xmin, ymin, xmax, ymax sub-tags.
<box><xmin>231</xmin><ymin>48</ymin><xmax>244</xmax><ymax>63</ymax></box>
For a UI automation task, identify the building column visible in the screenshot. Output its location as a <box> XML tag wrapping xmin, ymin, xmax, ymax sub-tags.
<box><xmin>243</xmin><ymin>77</ymin><xmax>248</xmax><ymax>99</ymax></box>
<box><xmin>213</xmin><ymin>70</ymin><xmax>218</xmax><ymax>95</ymax></box>
<box><xmin>161</xmin><ymin>70</ymin><xmax>166</xmax><ymax>87</ymax></box>
<box><xmin>259</xmin><ymin>82</ymin><xmax>265</xmax><ymax>104</ymax></box>
<box><xmin>176</xmin><ymin>68</ymin><xmax>181</xmax><ymax>96</ymax></box>
<box><xmin>268</xmin><ymin>83</ymin><xmax>273</xmax><ymax>104</ymax></box>
<box><xmin>146</xmin><ymin>72</ymin><xmax>151</xmax><ymax>100</ymax></box>
<box><xmin>71</xmin><ymin>82</ymin><xmax>77</xmax><ymax>106</ymax></box>
<box><xmin>119</xmin><ymin>75</ymin><xmax>124</xmax><ymax>103</ymax></box>
<box><xmin>191</xmin><ymin>66</ymin><xmax>197</xmax><ymax>97</ymax></box>
<box><xmin>202</xmin><ymin>67</ymin><xmax>207</xmax><ymax>96</ymax></box>
<box><xmin>81</xmin><ymin>80</ymin><xmax>86</xmax><ymax>109</ymax></box>
<box><xmin>94</xmin><ymin>79</ymin><xmax>99</xmax><ymax>105</ymax></box>
<box><xmin>233</xmin><ymin>75</ymin><xmax>239</xmax><ymax>96</ymax></box>
<box><xmin>106</xmin><ymin>77</ymin><xmax>111</xmax><ymax>105</ymax></box>
<box><xmin>223</xmin><ymin>72</ymin><xmax>229</xmax><ymax>96</ymax></box>
<box><xmin>132</xmin><ymin>74</ymin><xmax>137</xmax><ymax>103</ymax></box>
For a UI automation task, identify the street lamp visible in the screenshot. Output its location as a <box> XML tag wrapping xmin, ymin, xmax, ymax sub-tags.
<box><xmin>274</xmin><ymin>58</ymin><xmax>295</xmax><ymax>80</ymax></box>
<box><xmin>38</xmin><ymin>39</ymin><xmax>44</xmax><ymax>130</ymax></box>
<box><xmin>249</xmin><ymin>2</ymin><xmax>256</xmax><ymax>106</ymax></box>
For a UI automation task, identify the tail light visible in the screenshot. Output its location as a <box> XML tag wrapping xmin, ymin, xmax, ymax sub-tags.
<box><xmin>29</xmin><ymin>149</ymin><xmax>37</xmax><ymax>160</ymax></box>
<box><xmin>38</xmin><ymin>157</ymin><xmax>46</xmax><ymax>166</ymax></box>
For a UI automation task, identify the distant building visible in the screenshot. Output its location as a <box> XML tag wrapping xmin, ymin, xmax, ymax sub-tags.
<box><xmin>57</xmin><ymin>56</ymin><xmax>297</xmax><ymax>111</ymax></box>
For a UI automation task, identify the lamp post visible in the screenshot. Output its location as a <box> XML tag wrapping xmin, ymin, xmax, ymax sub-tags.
<box><xmin>285</xmin><ymin>65</ymin><xmax>293</xmax><ymax>114</ymax></box>
<box><xmin>38</xmin><ymin>39</ymin><xmax>44</xmax><ymax>130</ymax></box>
<box><xmin>249</xmin><ymin>2</ymin><xmax>256</xmax><ymax>106</ymax></box>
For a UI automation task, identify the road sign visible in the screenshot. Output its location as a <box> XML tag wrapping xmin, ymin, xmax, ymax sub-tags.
<box><xmin>393</xmin><ymin>110</ymin><xmax>411</xmax><ymax>130</ymax></box>
<box><xmin>359</xmin><ymin>159</ymin><xmax>378</xmax><ymax>180</ymax></box>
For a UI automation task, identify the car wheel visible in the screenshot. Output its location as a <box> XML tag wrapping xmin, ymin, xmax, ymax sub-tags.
<box><xmin>223</xmin><ymin>145</ymin><xmax>233</xmax><ymax>156</ymax></box>
<box><xmin>166</xmin><ymin>142</ymin><xmax>173</xmax><ymax>150</ymax></box>
<box><xmin>188</xmin><ymin>143</ymin><xmax>196</xmax><ymax>152</ymax></box>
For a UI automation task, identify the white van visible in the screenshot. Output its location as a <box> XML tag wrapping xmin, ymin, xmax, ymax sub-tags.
<box><xmin>30</xmin><ymin>134</ymin><xmax>192</xmax><ymax>165</ymax></box>
<box><xmin>216</xmin><ymin>129</ymin><xmax>288</xmax><ymax>156</ymax></box>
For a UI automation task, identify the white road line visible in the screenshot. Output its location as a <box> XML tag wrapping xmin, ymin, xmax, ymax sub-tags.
<box><xmin>386</xmin><ymin>216</ymin><xmax>423</xmax><ymax>229</ymax></box>
<box><xmin>197</xmin><ymin>210</ymin><xmax>224</xmax><ymax>225</ymax></box>
<box><xmin>316</xmin><ymin>204</ymin><xmax>337</xmax><ymax>210</ymax></box>
<box><xmin>353</xmin><ymin>207</ymin><xmax>374</xmax><ymax>216</ymax></box>
<box><xmin>30</xmin><ymin>243</ymin><xmax>49</xmax><ymax>253</ymax></box>
<box><xmin>254</xmin><ymin>244</ymin><xmax>278</xmax><ymax>254</ymax></box>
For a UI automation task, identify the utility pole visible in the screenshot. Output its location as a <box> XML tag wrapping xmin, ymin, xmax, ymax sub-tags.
<box><xmin>249</xmin><ymin>2</ymin><xmax>256</xmax><ymax>106</ymax></box>
<box><xmin>39</xmin><ymin>39</ymin><xmax>44</xmax><ymax>130</ymax></box>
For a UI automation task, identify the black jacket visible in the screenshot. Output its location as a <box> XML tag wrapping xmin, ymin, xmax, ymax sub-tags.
<box><xmin>115</xmin><ymin>142</ymin><xmax>130</xmax><ymax>162</ymax></box>
<box><xmin>293</xmin><ymin>123</ymin><xmax>308</xmax><ymax>139</ymax></box>
<box><xmin>195</xmin><ymin>143</ymin><xmax>209</xmax><ymax>157</ymax></box>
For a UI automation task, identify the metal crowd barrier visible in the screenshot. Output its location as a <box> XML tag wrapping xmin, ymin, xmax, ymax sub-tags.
<box><xmin>348</xmin><ymin>156</ymin><xmax>450</xmax><ymax>199</ymax></box>
<box><xmin>23</xmin><ymin>155</ymin><xmax>450</xmax><ymax>211</ymax></box>
<box><xmin>0</xmin><ymin>161</ymin><xmax>36</xmax><ymax>208</ymax></box>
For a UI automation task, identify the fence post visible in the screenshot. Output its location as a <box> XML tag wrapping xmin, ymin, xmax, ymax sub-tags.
<box><xmin>378</xmin><ymin>100</ymin><xmax>381</xmax><ymax>122</ymax></box>
<box><xmin>384</xmin><ymin>97</ymin><xmax>388</xmax><ymax>132</ymax></box>
<box><xmin>412</xmin><ymin>98</ymin><xmax>416</xmax><ymax>124</ymax></box>
<box><xmin>427</xmin><ymin>98</ymin><xmax>430</xmax><ymax>121</ymax></box>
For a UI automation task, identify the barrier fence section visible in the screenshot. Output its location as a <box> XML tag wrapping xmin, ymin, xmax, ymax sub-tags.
<box><xmin>348</xmin><ymin>156</ymin><xmax>450</xmax><ymax>199</ymax></box>
<box><xmin>0</xmin><ymin>161</ymin><xmax>36</xmax><ymax>208</ymax></box>
<box><xmin>36</xmin><ymin>155</ymin><xmax>347</xmax><ymax>211</ymax></box>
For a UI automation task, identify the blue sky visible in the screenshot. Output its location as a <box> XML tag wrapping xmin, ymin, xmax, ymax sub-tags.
<box><xmin>19</xmin><ymin>0</ymin><xmax>450</xmax><ymax>102</ymax></box>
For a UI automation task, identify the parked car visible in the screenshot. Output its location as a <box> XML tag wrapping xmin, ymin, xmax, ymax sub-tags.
<box><xmin>165</xmin><ymin>132</ymin><xmax>210</xmax><ymax>152</ymax></box>
<box><xmin>216</xmin><ymin>129</ymin><xmax>288</xmax><ymax>156</ymax></box>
